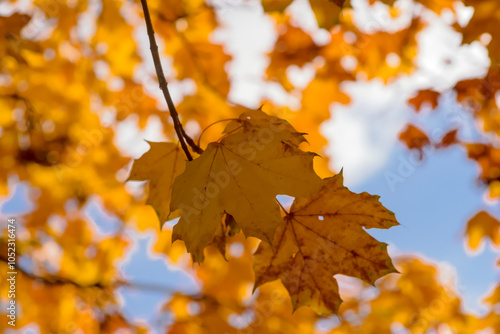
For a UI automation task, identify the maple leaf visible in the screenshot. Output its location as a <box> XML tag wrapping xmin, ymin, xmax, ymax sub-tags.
<box><xmin>128</xmin><ymin>142</ymin><xmax>186</xmax><ymax>223</ymax></box>
<box><xmin>436</xmin><ymin>129</ymin><xmax>458</xmax><ymax>149</ymax></box>
<box><xmin>170</xmin><ymin>109</ymin><xmax>323</xmax><ymax>262</ymax></box>
<box><xmin>253</xmin><ymin>172</ymin><xmax>399</xmax><ymax>315</ymax></box>
<box><xmin>398</xmin><ymin>124</ymin><xmax>430</xmax><ymax>159</ymax></box>
<box><xmin>408</xmin><ymin>89</ymin><xmax>441</xmax><ymax>111</ymax></box>
<box><xmin>465</xmin><ymin>211</ymin><xmax>500</xmax><ymax>250</ymax></box>
<box><xmin>222</xmin><ymin>109</ymin><xmax>308</xmax><ymax>146</ymax></box>
<box><xmin>466</xmin><ymin>143</ymin><xmax>500</xmax><ymax>197</ymax></box>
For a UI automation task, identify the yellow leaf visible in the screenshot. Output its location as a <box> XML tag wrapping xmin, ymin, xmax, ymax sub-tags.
<box><xmin>170</xmin><ymin>109</ymin><xmax>323</xmax><ymax>262</ymax></box>
<box><xmin>128</xmin><ymin>142</ymin><xmax>187</xmax><ymax>223</ymax></box>
<box><xmin>465</xmin><ymin>211</ymin><xmax>500</xmax><ymax>250</ymax></box>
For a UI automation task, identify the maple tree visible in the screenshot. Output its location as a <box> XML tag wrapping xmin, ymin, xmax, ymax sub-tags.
<box><xmin>1</xmin><ymin>0</ymin><xmax>500</xmax><ymax>333</ymax></box>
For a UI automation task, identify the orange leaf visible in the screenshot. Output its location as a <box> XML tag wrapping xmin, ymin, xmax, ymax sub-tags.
<box><xmin>398</xmin><ymin>124</ymin><xmax>430</xmax><ymax>158</ymax></box>
<box><xmin>436</xmin><ymin>129</ymin><xmax>458</xmax><ymax>149</ymax></box>
<box><xmin>408</xmin><ymin>89</ymin><xmax>440</xmax><ymax>111</ymax></box>
<box><xmin>465</xmin><ymin>211</ymin><xmax>500</xmax><ymax>250</ymax></box>
<box><xmin>253</xmin><ymin>172</ymin><xmax>398</xmax><ymax>315</ymax></box>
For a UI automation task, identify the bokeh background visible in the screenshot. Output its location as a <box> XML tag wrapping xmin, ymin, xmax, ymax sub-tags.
<box><xmin>1</xmin><ymin>0</ymin><xmax>499</xmax><ymax>333</ymax></box>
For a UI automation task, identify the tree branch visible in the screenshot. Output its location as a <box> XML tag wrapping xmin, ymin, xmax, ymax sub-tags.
<box><xmin>0</xmin><ymin>255</ymin><xmax>181</xmax><ymax>294</ymax></box>
<box><xmin>140</xmin><ymin>0</ymin><xmax>203</xmax><ymax>159</ymax></box>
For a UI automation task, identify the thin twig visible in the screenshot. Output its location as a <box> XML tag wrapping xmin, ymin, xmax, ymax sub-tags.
<box><xmin>140</xmin><ymin>0</ymin><xmax>202</xmax><ymax>159</ymax></box>
<box><xmin>183</xmin><ymin>130</ymin><xmax>204</xmax><ymax>154</ymax></box>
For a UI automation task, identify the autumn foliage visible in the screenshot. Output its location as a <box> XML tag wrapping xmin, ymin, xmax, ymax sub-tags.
<box><xmin>1</xmin><ymin>0</ymin><xmax>500</xmax><ymax>333</ymax></box>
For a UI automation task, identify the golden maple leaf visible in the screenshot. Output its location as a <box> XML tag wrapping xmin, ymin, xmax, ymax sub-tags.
<box><xmin>128</xmin><ymin>142</ymin><xmax>186</xmax><ymax>223</ymax></box>
<box><xmin>466</xmin><ymin>143</ymin><xmax>500</xmax><ymax>197</ymax></box>
<box><xmin>465</xmin><ymin>211</ymin><xmax>500</xmax><ymax>250</ymax></box>
<box><xmin>408</xmin><ymin>89</ymin><xmax>441</xmax><ymax>111</ymax></box>
<box><xmin>253</xmin><ymin>172</ymin><xmax>398</xmax><ymax>315</ymax></box>
<box><xmin>398</xmin><ymin>124</ymin><xmax>430</xmax><ymax>158</ymax></box>
<box><xmin>170</xmin><ymin>109</ymin><xmax>323</xmax><ymax>262</ymax></box>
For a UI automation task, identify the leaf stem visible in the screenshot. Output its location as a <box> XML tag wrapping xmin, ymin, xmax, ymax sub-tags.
<box><xmin>139</xmin><ymin>0</ymin><xmax>203</xmax><ymax>159</ymax></box>
<box><xmin>197</xmin><ymin>118</ymin><xmax>239</xmax><ymax>147</ymax></box>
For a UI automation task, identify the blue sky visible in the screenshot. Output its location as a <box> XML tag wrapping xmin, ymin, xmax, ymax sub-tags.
<box><xmin>358</xmin><ymin>139</ymin><xmax>499</xmax><ymax>314</ymax></box>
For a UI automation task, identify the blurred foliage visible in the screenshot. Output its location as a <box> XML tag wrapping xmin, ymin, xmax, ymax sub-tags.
<box><xmin>0</xmin><ymin>0</ymin><xmax>500</xmax><ymax>333</ymax></box>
